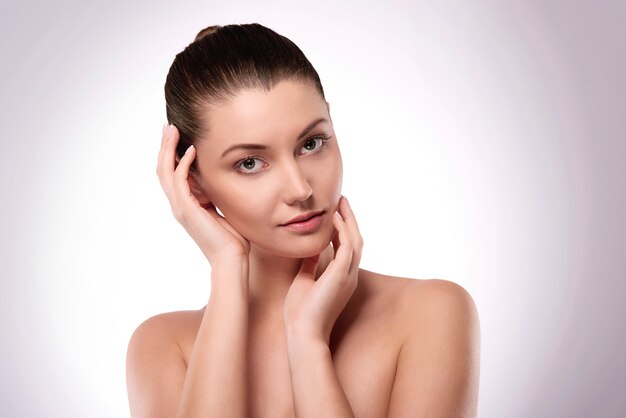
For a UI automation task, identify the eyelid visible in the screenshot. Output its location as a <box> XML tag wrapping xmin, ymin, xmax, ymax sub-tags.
<box><xmin>232</xmin><ymin>156</ymin><xmax>268</xmax><ymax>175</ymax></box>
<box><xmin>298</xmin><ymin>134</ymin><xmax>331</xmax><ymax>156</ymax></box>
<box><xmin>233</xmin><ymin>134</ymin><xmax>331</xmax><ymax>175</ymax></box>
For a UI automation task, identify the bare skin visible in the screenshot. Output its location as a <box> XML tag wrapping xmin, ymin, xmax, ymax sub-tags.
<box><xmin>128</xmin><ymin>271</ymin><xmax>479</xmax><ymax>417</ymax></box>
<box><xmin>126</xmin><ymin>80</ymin><xmax>480</xmax><ymax>417</ymax></box>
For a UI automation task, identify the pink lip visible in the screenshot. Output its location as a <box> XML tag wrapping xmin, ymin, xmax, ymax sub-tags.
<box><xmin>281</xmin><ymin>210</ymin><xmax>325</xmax><ymax>226</ymax></box>
<box><xmin>280</xmin><ymin>211</ymin><xmax>325</xmax><ymax>233</ymax></box>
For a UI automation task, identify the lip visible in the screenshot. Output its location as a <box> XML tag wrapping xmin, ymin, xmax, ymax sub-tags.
<box><xmin>280</xmin><ymin>210</ymin><xmax>325</xmax><ymax>226</ymax></box>
<box><xmin>280</xmin><ymin>211</ymin><xmax>325</xmax><ymax>233</ymax></box>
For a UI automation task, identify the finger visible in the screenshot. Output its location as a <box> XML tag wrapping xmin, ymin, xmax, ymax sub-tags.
<box><xmin>157</xmin><ymin>124</ymin><xmax>178</xmax><ymax>193</ymax></box>
<box><xmin>297</xmin><ymin>255</ymin><xmax>321</xmax><ymax>281</ymax></box>
<box><xmin>331</xmin><ymin>213</ymin><xmax>341</xmax><ymax>252</ymax></box>
<box><xmin>162</xmin><ymin>124</ymin><xmax>179</xmax><ymax>174</ymax></box>
<box><xmin>338</xmin><ymin>196</ymin><xmax>362</xmax><ymax>243</ymax></box>
<box><xmin>330</xmin><ymin>210</ymin><xmax>359</xmax><ymax>278</ymax></box>
<box><xmin>173</xmin><ymin>145</ymin><xmax>196</xmax><ymax>199</ymax></box>
<box><xmin>312</xmin><ymin>213</ymin><xmax>354</xmax><ymax>306</ymax></box>
<box><xmin>157</xmin><ymin>124</ymin><xmax>168</xmax><ymax>175</ymax></box>
<box><xmin>338</xmin><ymin>196</ymin><xmax>363</xmax><ymax>271</ymax></box>
<box><xmin>328</xmin><ymin>211</ymin><xmax>353</xmax><ymax>274</ymax></box>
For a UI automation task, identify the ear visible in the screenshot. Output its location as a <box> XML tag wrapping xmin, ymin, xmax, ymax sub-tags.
<box><xmin>175</xmin><ymin>150</ymin><xmax>212</xmax><ymax>205</ymax></box>
<box><xmin>188</xmin><ymin>173</ymin><xmax>211</xmax><ymax>205</ymax></box>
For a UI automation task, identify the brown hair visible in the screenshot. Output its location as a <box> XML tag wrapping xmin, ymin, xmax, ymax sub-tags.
<box><xmin>164</xmin><ymin>23</ymin><xmax>326</xmax><ymax>172</ymax></box>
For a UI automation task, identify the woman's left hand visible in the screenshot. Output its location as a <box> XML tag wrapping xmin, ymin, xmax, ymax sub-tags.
<box><xmin>284</xmin><ymin>196</ymin><xmax>363</xmax><ymax>344</ymax></box>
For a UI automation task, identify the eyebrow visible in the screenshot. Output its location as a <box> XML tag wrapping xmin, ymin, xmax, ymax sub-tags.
<box><xmin>220</xmin><ymin>117</ymin><xmax>329</xmax><ymax>158</ymax></box>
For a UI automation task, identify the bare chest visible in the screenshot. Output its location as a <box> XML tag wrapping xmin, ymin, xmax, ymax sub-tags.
<box><xmin>178</xmin><ymin>274</ymin><xmax>408</xmax><ymax>417</ymax></box>
<box><xmin>243</xmin><ymin>314</ymin><xmax>400</xmax><ymax>417</ymax></box>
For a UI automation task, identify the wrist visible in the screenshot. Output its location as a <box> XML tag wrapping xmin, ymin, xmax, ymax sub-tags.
<box><xmin>286</xmin><ymin>327</ymin><xmax>328</xmax><ymax>348</ymax></box>
<box><xmin>211</xmin><ymin>254</ymin><xmax>249</xmax><ymax>272</ymax></box>
<box><xmin>285</xmin><ymin>315</ymin><xmax>332</xmax><ymax>345</ymax></box>
<box><xmin>287</xmin><ymin>333</ymin><xmax>330</xmax><ymax>364</ymax></box>
<box><xmin>210</xmin><ymin>258</ymin><xmax>250</xmax><ymax>298</ymax></box>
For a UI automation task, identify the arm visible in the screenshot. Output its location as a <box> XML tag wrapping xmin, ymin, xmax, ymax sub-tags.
<box><xmin>126</xmin><ymin>124</ymin><xmax>252</xmax><ymax>417</ymax></box>
<box><xmin>286</xmin><ymin>333</ymin><xmax>355</xmax><ymax>418</ymax></box>
<box><xmin>284</xmin><ymin>197</ymin><xmax>362</xmax><ymax>417</ymax></box>
<box><xmin>126</xmin><ymin>314</ymin><xmax>188</xmax><ymax>418</ymax></box>
<box><xmin>176</xmin><ymin>262</ymin><xmax>250</xmax><ymax>417</ymax></box>
<box><xmin>126</xmin><ymin>261</ymin><xmax>250</xmax><ymax>418</ymax></box>
<box><xmin>387</xmin><ymin>280</ymin><xmax>481</xmax><ymax>417</ymax></box>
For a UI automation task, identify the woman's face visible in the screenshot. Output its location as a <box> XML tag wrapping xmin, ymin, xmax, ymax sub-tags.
<box><xmin>192</xmin><ymin>79</ymin><xmax>343</xmax><ymax>258</ymax></box>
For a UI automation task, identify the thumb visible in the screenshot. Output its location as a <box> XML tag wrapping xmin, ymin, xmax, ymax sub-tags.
<box><xmin>297</xmin><ymin>254</ymin><xmax>321</xmax><ymax>279</ymax></box>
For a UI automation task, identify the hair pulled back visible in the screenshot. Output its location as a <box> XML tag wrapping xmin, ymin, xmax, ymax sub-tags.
<box><xmin>164</xmin><ymin>23</ymin><xmax>326</xmax><ymax>171</ymax></box>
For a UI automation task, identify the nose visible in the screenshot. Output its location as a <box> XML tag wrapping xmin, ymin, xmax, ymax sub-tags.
<box><xmin>281</xmin><ymin>159</ymin><xmax>313</xmax><ymax>204</ymax></box>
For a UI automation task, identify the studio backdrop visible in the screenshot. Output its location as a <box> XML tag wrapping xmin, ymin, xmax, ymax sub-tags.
<box><xmin>1</xmin><ymin>1</ymin><xmax>624</xmax><ymax>417</ymax></box>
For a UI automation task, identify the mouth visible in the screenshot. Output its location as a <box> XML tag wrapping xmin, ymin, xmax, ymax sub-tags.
<box><xmin>280</xmin><ymin>210</ymin><xmax>325</xmax><ymax>226</ymax></box>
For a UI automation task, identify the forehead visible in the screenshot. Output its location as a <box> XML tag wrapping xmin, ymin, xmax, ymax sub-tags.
<box><xmin>200</xmin><ymin>80</ymin><xmax>328</xmax><ymax>152</ymax></box>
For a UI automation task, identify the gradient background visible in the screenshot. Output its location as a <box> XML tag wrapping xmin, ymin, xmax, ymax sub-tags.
<box><xmin>1</xmin><ymin>1</ymin><xmax>624</xmax><ymax>417</ymax></box>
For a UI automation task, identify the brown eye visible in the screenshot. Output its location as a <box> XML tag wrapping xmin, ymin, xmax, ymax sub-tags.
<box><xmin>242</xmin><ymin>158</ymin><xmax>256</xmax><ymax>169</ymax></box>
<box><xmin>299</xmin><ymin>136</ymin><xmax>330</xmax><ymax>156</ymax></box>
<box><xmin>303</xmin><ymin>139</ymin><xmax>317</xmax><ymax>151</ymax></box>
<box><xmin>235</xmin><ymin>157</ymin><xmax>266</xmax><ymax>174</ymax></box>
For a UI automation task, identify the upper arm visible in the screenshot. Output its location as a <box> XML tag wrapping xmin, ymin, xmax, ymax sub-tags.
<box><xmin>387</xmin><ymin>280</ymin><xmax>481</xmax><ymax>418</ymax></box>
<box><xmin>126</xmin><ymin>314</ymin><xmax>188</xmax><ymax>418</ymax></box>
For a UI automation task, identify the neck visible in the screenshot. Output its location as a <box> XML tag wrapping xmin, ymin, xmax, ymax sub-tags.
<box><xmin>247</xmin><ymin>243</ymin><xmax>334</xmax><ymax>315</ymax></box>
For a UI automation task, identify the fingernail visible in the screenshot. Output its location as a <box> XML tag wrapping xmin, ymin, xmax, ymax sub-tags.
<box><xmin>162</xmin><ymin>123</ymin><xmax>167</xmax><ymax>135</ymax></box>
<box><xmin>185</xmin><ymin>144</ymin><xmax>194</xmax><ymax>154</ymax></box>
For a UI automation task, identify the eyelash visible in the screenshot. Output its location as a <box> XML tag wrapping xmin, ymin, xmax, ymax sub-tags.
<box><xmin>233</xmin><ymin>135</ymin><xmax>331</xmax><ymax>175</ymax></box>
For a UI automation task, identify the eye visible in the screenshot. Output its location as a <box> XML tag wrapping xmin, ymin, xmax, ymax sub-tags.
<box><xmin>299</xmin><ymin>135</ymin><xmax>330</xmax><ymax>156</ymax></box>
<box><xmin>235</xmin><ymin>157</ymin><xmax>267</xmax><ymax>174</ymax></box>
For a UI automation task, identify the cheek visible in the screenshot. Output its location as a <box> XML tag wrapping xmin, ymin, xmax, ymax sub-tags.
<box><xmin>315</xmin><ymin>151</ymin><xmax>343</xmax><ymax>197</ymax></box>
<box><xmin>211</xmin><ymin>184</ymin><xmax>270</xmax><ymax>231</ymax></box>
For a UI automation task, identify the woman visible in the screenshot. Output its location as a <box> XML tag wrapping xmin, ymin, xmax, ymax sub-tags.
<box><xmin>126</xmin><ymin>23</ymin><xmax>480</xmax><ymax>417</ymax></box>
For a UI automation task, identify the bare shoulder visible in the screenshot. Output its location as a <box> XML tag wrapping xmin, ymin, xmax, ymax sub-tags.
<box><xmin>129</xmin><ymin>308</ymin><xmax>204</xmax><ymax>346</ymax></box>
<box><xmin>359</xmin><ymin>270</ymin><xmax>481</xmax><ymax>416</ymax></box>
<box><xmin>126</xmin><ymin>308</ymin><xmax>204</xmax><ymax>418</ymax></box>
<box><xmin>358</xmin><ymin>269</ymin><xmax>479</xmax><ymax>327</ymax></box>
<box><xmin>127</xmin><ymin>308</ymin><xmax>205</xmax><ymax>365</ymax></box>
<box><xmin>410</xmin><ymin>277</ymin><xmax>478</xmax><ymax>320</ymax></box>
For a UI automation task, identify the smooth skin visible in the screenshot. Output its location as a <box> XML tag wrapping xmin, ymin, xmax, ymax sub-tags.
<box><xmin>126</xmin><ymin>80</ymin><xmax>480</xmax><ymax>417</ymax></box>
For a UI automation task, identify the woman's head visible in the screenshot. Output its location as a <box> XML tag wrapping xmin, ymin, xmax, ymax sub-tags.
<box><xmin>164</xmin><ymin>24</ymin><xmax>342</xmax><ymax>258</ymax></box>
<box><xmin>165</xmin><ymin>23</ymin><xmax>326</xmax><ymax>168</ymax></box>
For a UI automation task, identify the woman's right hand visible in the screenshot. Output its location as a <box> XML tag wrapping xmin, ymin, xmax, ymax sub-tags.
<box><xmin>156</xmin><ymin>124</ymin><xmax>251</xmax><ymax>268</ymax></box>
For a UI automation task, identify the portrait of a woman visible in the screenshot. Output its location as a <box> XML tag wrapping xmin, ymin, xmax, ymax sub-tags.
<box><xmin>126</xmin><ymin>23</ymin><xmax>480</xmax><ymax>417</ymax></box>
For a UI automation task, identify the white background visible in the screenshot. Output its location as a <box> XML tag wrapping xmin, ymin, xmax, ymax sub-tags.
<box><xmin>1</xmin><ymin>1</ymin><xmax>624</xmax><ymax>416</ymax></box>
